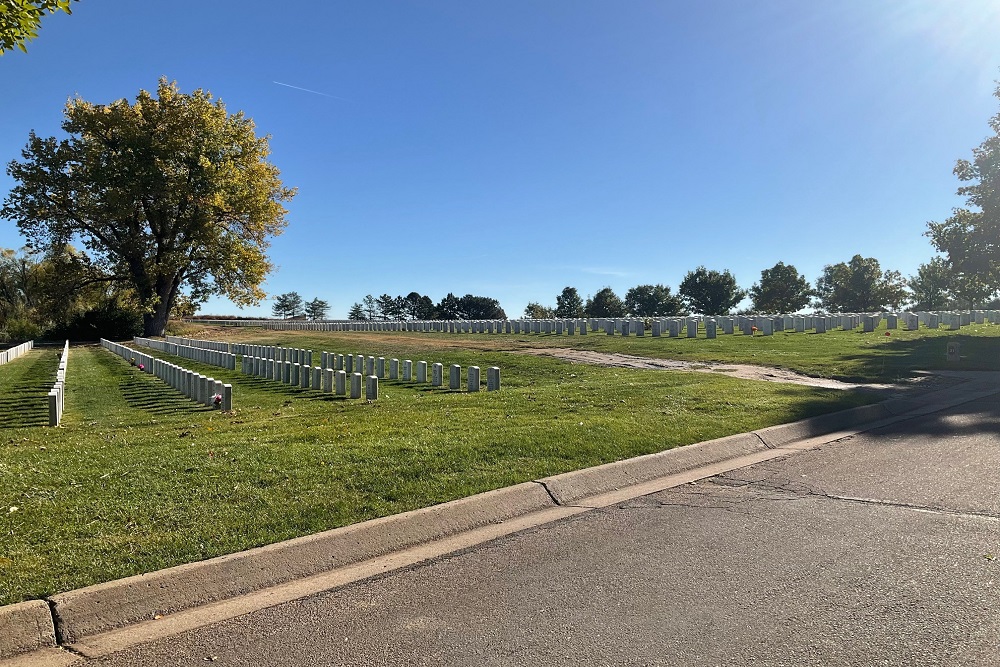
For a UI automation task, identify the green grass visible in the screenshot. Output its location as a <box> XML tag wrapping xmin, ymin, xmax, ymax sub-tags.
<box><xmin>187</xmin><ymin>321</ymin><xmax>1000</xmax><ymax>383</ymax></box>
<box><xmin>0</xmin><ymin>338</ymin><xmax>879</xmax><ymax>606</ymax></box>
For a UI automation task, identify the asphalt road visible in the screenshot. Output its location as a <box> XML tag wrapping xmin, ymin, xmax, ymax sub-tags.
<box><xmin>86</xmin><ymin>395</ymin><xmax>1000</xmax><ymax>666</ymax></box>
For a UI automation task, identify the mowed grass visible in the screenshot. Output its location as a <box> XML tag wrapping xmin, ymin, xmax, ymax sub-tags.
<box><xmin>182</xmin><ymin>320</ymin><xmax>1000</xmax><ymax>383</ymax></box>
<box><xmin>0</xmin><ymin>337</ymin><xmax>881</xmax><ymax>606</ymax></box>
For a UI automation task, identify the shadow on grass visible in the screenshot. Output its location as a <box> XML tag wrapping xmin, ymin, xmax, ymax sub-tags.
<box><xmin>0</xmin><ymin>351</ymin><xmax>59</xmax><ymax>428</ymax></box>
<box><xmin>833</xmin><ymin>335</ymin><xmax>1000</xmax><ymax>382</ymax></box>
<box><xmin>118</xmin><ymin>376</ymin><xmax>213</xmax><ymax>414</ymax></box>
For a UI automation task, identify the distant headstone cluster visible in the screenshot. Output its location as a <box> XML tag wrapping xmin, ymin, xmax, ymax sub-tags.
<box><xmin>187</xmin><ymin>310</ymin><xmax>998</xmax><ymax>337</ymax></box>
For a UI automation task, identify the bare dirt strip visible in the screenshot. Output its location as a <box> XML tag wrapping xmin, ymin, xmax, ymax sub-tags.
<box><xmin>518</xmin><ymin>348</ymin><xmax>905</xmax><ymax>392</ymax></box>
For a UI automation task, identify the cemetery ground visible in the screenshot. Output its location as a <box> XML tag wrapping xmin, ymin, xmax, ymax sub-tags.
<box><xmin>1</xmin><ymin>322</ymin><xmax>998</xmax><ymax>610</ymax></box>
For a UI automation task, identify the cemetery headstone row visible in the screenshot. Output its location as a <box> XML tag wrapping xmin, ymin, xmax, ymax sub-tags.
<box><xmin>135</xmin><ymin>337</ymin><xmax>237</xmax><ymax>371</ymax></box>
<box><xmin>0</xmin><ymin>340</ymin><xmax>33</xmax><ymax>365</ymax></box>
<box><xmin>47</xmin><ymin>340</ymin><xmax>69</xmax><ymax>427</ymax></box>
<box><xmin>239</xmin><ymin>351</ymin><xmax>502</xmax><ymax>397</ymax></box>
<box><xmin>183</xmin><ymin>311</ymin><xmax>999</xmax><ymax>338</ymax></box>
<box><xmin>101</xmin><ymin>339</ymin><xmax>233</xmax><ymax>410</ymax></box>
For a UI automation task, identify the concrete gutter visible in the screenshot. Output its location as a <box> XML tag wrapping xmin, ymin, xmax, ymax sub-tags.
<box><xmin>3</xmin><ymin>376</ymin><xmax>998</xmax><ymax>663</ymax></box>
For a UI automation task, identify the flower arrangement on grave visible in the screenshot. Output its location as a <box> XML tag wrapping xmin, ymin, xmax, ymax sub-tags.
<box><xmin>138</xmin><ymin>363</ymin><xmax>144</xmax><ymax>371</ymax></box>
<box><xmin>750</xmin><ymin>326</ymin><xmax>758</xmax><ymax>336</ymax></box>
<box><xmin>213</xmin><ymin>393</ymin><xmax>223</xmax><ymax>408</ymax></box>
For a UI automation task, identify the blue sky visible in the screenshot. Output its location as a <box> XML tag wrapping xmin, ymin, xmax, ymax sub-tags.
<box><xmin>3</xmin><ymin>1</ymin><xmax>1000</xmax><ymax>318</ymax></box>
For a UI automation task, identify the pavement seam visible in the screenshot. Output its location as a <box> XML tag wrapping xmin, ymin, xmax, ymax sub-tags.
<box><xmin>710</xmin><ymin>475</ymin><xmax>1000</xmax><ymax>522</ymax></box>
<box><xmin>532</xmin><ymin>480</ymin><xmax>563</xmax><ymax>506</ymax></box>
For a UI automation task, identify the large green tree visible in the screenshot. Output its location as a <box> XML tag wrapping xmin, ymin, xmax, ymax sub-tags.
<box><xmin>624</xmin><ymin>284</ymin><xmax>685</xmax><ymax>317</ymax></box>
<box><xmin>585</xmin><ymin>287</ymin><xmax>626</xmax><ymax>318</ymax></box>
<box><xmin>908</xmin><ymin>257</ymin><xmax>955</xmax><ymax>311</ymax></box>
<box><xmin>926</xmin><ymin>79</ymin><xmax>1000</xmax><ymax>302</ymax></box>
<box><xmin>271</xmin><ymin>292</ymin><xmax>303</xmax><ymax>319</ymax></box>
<box><xmin>524</xmin><ymin>302</ymin><xmax>555</xmax><ymax>319</ymax></box>
<box><xmin>2</xmin><ymin>79</ymin><xmax>295</xmax><ymax>336</ymax></box>
<box><xmin>554</xmin><ymin>286</ymin><xmax>585</xmax><ymax>318</ymax></box>
<box><xmin>679</xmin><ymin>267</ymin><xmax>746</xmax><ymax>315</ymax></box>
<box><xmin>0</xmin><ymin>0</ymin><xmax>76</xmax><ymax>53</ymax></box>
<box><xmin>748</xmin><ymin>261</ymin><xmax>813</xmax><ymax>313</ymax></box>
<box><xmin>304</xmin><ymin>297</ymin><xmax>329</xmax><ymax>321</ymax></box>
<box><xmin>816</xmin><ymin>255</ymin><xmax>908</xmax><ymax>312</ymax></box>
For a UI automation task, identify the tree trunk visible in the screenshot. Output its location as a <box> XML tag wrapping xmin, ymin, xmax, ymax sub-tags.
<box><xmin>143</xmin><ymin>304</ymin><xmax>170</xmax><ymax>337</ymax></box>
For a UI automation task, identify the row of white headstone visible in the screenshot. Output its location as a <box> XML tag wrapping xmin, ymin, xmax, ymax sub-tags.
<box><xmin>184</xmin><ymin>310</ymin><xmax>999</xmax><ymax>336</ymax></box>
<box><xmin>101</xmin><ymin>339</ymin><xmax>233</xmax><ymax>410</ymax></box>
<box><xmin>0</xmin><ymin>340</ymin><xmax>33</xmax><ymax>364</ymax></box>
<box><xmin>47</xmin><ymin>340</ymin><xmax>68</xmax><ymax>426</ymax></box>
<box><xmin>136</xmin><ymin>337</ymin><xmax>237</xmax><ymax>370</ymax></box>
<box><xmin>241</xmin><ymin>354</ymin><xmax>501</xmax><ymax>397</ymax></box>
<box><xmin>164</xmin><ymin>337</ymin><xmax>502</xmax><ymax>393</ymax></box>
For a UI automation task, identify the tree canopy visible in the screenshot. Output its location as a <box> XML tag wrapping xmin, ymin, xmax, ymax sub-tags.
<box><xmin>926</xmin><ymin>79</ymin><xmax>1000</xmax><ymax>305</ymax></box>
<box><xmin>748</xmin><ymin>262</ymin><xmax>813</xmax><ymax>313</ymax></box>
<box><xmin>2</xmin><ymin>79</ymin><xmax>295</xmax><ymax>336</ymax></box>
<box><xmin>0</xmin><ymin>0</ymin><xmax>76</xmax><ymax>53</ymax></box>
<box><xmin>524</xmin><ymin>302</ymin><xmax>555</xmax><ymax>319</ymax></box>
<box><xmin>624</xmin><ymin>284</ymin><xmax>685</xmax><ymax>317</ymax></box>
<box><xmin>304</xmin><ymin>297</ymin><xmax>329</xmax><ymax>321</ymax></box>
<box><xmin>816</xmin><ymin>255</ymin><xmax>908</xmax><ymax>312</ymax></box>
<box><xmin>908</xmin><ymin>257</ymin><xmax>955</xmax><ymax>311</ymax></box>
<box><xmin>678</xmin><ymin>267</ymin><xmax>746</xmax><ymax>315</ymax></box>
<box><xmin>554</xmin><ymin>287</ymin><xmax>585</xmax><ymax>318</ymax></box>
<box><xmin>585</xmin><ymin>287</ymin><xmax>626</xmax><ymax>318</ymax></box>
<box><xmin>271</xmin><ymin>292</ymin><xmax>304</xmax><ymax>319</ymax></box>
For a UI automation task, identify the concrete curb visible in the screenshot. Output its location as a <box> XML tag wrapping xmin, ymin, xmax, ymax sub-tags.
<box><xmin>540</xmin><ymin>432</ymin><xmax>767</xmax><ymax>505</ymax></box>
<box><xmin>47</xmin><ymin>481</ymin><xmax>554</xmax><ymax>644</ymax></box>
<box><xmin>0</xmin><ymin>600</ymin><xmax>55</xmax><ymax>659</ymax></box>
<box><xmin>3</xmin><ymin>378</ymin><xmax>998</xmax><ymax>661</ymax></box>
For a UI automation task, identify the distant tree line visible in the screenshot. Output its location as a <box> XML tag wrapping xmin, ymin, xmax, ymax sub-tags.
<box><xmin>271</xmin><ymin>292</ymin><xmax>329</xmax><ymax>320</ymax></box>
<box><xmin>347</xmin><ymin>292</ymin><xmax>506</xmax><ymax>321</ymax></box>
<box><xmin>520</xmin><ymin>255</ymin><xmax>996</xmax><ymax>320</ymax></box>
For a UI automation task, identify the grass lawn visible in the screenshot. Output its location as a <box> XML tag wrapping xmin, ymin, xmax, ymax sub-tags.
<box><xmin>186</xmin><ymin>321</ymin><xmax>1000</xmax><ymax>383</ymax></box>
<box><xmin>0</xmin><ymin>335</ymin><xmax>882</xmax><ymax>606</ymax></box>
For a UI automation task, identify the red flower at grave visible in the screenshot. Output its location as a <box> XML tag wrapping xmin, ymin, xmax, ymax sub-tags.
<box><xmin>885</xmin><ymin>332</ymin><xmax>891</xmax><ymax>337</ymax></box>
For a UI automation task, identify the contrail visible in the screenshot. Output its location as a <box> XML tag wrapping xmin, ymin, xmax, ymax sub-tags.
<box><xmin>272</xmin><ymin>81</ymin><xmax>349</xmax><ymax>101</ymax></box>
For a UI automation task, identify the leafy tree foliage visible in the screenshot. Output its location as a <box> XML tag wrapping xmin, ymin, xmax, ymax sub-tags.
<box><xmin>0</xmin><ymin>0</ymin><xmax>76</xmax><ymax>53</ymax></box>
<box><xmin>585</xmin><ymin>287</ymin><xmax>626</xmax><ymax>318</ymax></box>
<box><xmin>361</xmin><ymin>294</ymin><xmax>377</xmax><ymax>320</ymax></box>
<box><xmin>554</xmin><ymin>287</ymin><xmax>585</xmax><ymax>318</ymax></box>
<box><xmin>679</xmin><ymin>267</ymin><xmax>746</xmax><ymax>315</ymax></box>
<box><xmin>524</xmin><ymin>302</ymin><xmax>555</xmax><ymax>319</ymax></box>
<box><xmin>457</xmin><ymin>294</ymin><xmax>505</xmax><ymax>319</ymax></box>
<box><xmin>816</xmin><ymin>255</ymin><xmax>909</xmax><ymax>312</ymax></box>
<box><xmin>435</xmin><ymin>293</ymin><xmax>462</xmax><ymax>320</ymax></box>
<box><xmin>2</xmin><ymin>79</ymin><xmax>295</xmax><ymax>336</ymax></box>
<box><xmin>404</xmin><ymin>292</ymin><xmax>435</xmax><ymax>320</ymax></box>
<box><xmin>347</xmin><ymin>302</ymin><xmax>365</xmax><ymax>321</ymax></box>
<box><xmin>305</xmin><ymin>297</ymin><xmax>329</xmax><ymax>320</ymax></box>
<box><xmin>0</xmin><ymin>245</ymin><xmax>142</xmax><ymax>341</ymax></box>
<box><xmin>624</xmin><ymin>284</ymin><xmax>685</xmax><ymax>317</ymax></box>
<box><xmin>170</xmin><ymin>294</ymin><xmax>199</xmax><ymax>320</ymax></box>
<box><xmin>908</xmin><ymin>258</ymin><xmax>955</xmax><ymax>311</ymax></box>
<box><xmin>926</xmin><ymin>79</ymin><xmax>1000</xmax><ymax>302</ymax></box>
<box><xmin>748</xmin><ymin>262</ymin><xmax>813</xmax><ymax>313</ymax></box>
<box><xmin>271</xmin><ymin>292</ymin><xmax>303</xmax><ymax>319</ymax></box>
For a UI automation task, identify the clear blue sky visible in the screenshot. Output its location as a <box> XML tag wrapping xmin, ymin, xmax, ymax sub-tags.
<box><xmin>3</xmin><ymin>1</ymin><xmax>1000</xmax><ymax>318</ymax></box>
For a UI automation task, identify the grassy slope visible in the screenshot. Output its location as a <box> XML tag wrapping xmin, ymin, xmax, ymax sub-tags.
<box><xmin>0</xmin><ymin>338</ymin><xmax>878</xmax><ymax>605</ymax></box>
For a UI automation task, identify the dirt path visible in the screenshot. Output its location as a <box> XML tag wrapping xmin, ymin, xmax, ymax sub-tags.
<box><xmin>520</xmin><ymin>348</ymin><xmax>895</xmax><ymax>391</ymax></box>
